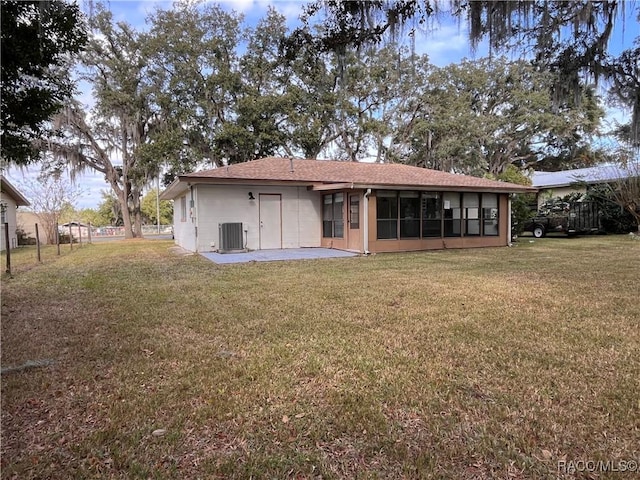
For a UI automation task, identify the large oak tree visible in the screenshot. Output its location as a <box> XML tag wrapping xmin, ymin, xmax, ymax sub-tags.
<box><xmin>48</xmin><ymin>7</ymin><xmax>166</xmax><ymax>238</ymax></box>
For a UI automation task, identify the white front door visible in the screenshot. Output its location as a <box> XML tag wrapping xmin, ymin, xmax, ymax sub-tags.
<box><xmin>259</xmin><ymin>194</ymin><xmax>282</xmax><ymax>249</ymax></box>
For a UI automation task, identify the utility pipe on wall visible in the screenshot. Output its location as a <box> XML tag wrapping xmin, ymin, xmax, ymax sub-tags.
<box><xmin>363</xmin><ymin>188</ymin><xmax>371</xmax><ymax>254</ymax></box>
<box><xmin>508</xmin><ymin>194</ymin><xmax>513</xmax><ymax>246</ymax></box>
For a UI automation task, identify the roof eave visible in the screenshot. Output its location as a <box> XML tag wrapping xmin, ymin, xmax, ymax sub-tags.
<box><xmin>175</xmin><ymin>176</ymin><xmax>315</xmax><ymax>188</ymax></box>
<box><xmin>311</xmin><ymin>183</ymin><xmax>535</xmax><ymax>193</ymax></box>
<box><xmin>159</xmin><ymin>178</ymin><xmax>188</xmax><ymax>200</ymax></box>
<box><xmin>0</xmin><ymin>176</ymin><xmax>31</xmax><ymax>206</ymax></box>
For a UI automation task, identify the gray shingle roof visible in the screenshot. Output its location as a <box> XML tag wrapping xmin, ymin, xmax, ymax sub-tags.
<box><xmin>532</xmin><ymin>163</ymin><xmax>637</xmax><ymax>188</ymax></box>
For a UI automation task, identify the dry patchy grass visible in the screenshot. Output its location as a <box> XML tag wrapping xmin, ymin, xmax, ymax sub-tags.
<box><xmin>1</xmin><ymin>237</ymin><xmax>639</xmax><ymax>479</ymax></box>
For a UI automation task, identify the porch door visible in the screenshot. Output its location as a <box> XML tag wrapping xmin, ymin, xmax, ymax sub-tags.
<box><xmin>347</xmin><ymin>193</ymin><xmax>361</xmax><ymax>251</ymax></box>
<box><xmin>259</xmin><ymin>194</ymin><xmax>282</xmax><ymax>249</ymax></box>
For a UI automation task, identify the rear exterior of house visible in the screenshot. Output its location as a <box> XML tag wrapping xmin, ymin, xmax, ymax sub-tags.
<box><xmin>162</xmin><ymin>157</ymin><xmax>533</xmax><ymax>254</ymax></box>
<box><xmin>173</xmin><ymin>184</ymin><xmax>320</xmax><ymax>252</ymax></box>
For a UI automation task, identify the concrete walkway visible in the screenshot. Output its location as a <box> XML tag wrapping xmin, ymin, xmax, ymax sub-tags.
<box><xmin>200</xmin><ymin>248</ymin><xmax>358</xmax><ymax>264</ymax></box>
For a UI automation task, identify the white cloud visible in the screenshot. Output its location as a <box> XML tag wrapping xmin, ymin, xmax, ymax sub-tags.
<box><xmin>217</xmin><ymin>0</ymin><xmax>255</xmax><ymax>13</ymax></box>
<box><xmin>410</xmin><ymin>22</ymin><xmax>487</xmax><ymax>66</ymax></box>
<box><xmin>210</xmin><ymin>0</ymin><xmax>304</xmax><ymax>25</ymax></box>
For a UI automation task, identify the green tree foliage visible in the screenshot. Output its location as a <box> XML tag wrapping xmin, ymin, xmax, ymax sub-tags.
<box><xmin>76</xmin><ymin>208</ymin><xmax>108</xmax><ymax>227</ymax></box>
<box><xmin>146</xmin><ymin>3</ymin><xmax>244</xmax><ymax>170</ymax></box>
<box><xmin>147</xmin><ymin>5</ymin><xmax>342</xmax><ymax>169</ymax></box>
<box><xmin>606</xmin><ymin>27</ymin><xmax>640</xmax><ymax>148</ymax></box>
<box><xmin>584</xmin><ymin>184</ymin><xmax>637</xmax><ymax>233</ymax></box>
<box><xmin>491</xmin><ymin>165</ymin><xmax>536</xmax><ymax>239</ymax></box>
<box><xmin>281</xmin><ymin>27</ymin><xmax>342</xmax><ymax>159</ymax></box>
<box><xmin>1</xmin><ymin>0</ymin><xmax>87</xmax><ymax>165</ymax></box>
<box><xmin>606</xmin><ymin>161</ymin><xmax>640</xmax><ymax>232</ymax></box>
<box><xmin>292</xmin><ymin>0</ymin><xmax>639</xmax><ymax>145</ymax></box>
<box><xmin>140</xmin><ymin>189</ymin><xmax>172</xmax><ymax>226</ymax></box>
<box><xmin>395</xmin><ymin>58</ymin><xmax>603</xmax><ymax>174</ymax></box>
<box><xmin>96</xmin><ymin>190</ymin><xmax>123</xmax><ymax>227</ymax></box>
<box><xmin>330</xmin><ymin>45</ymin><xmax>428</xmax><ymax>162</ymax></box>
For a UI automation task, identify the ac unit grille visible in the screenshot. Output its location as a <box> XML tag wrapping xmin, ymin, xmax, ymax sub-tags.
<box><xmin>219</xmin><ymin>223</ymin><xmax>244</xmax><ymax>252</ymax></box>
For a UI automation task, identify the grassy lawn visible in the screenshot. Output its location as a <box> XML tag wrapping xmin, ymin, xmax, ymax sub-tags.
<box><xmin>2</xmin><ymin>237</ymin><xmax>639</xmax><ymax>479</ymax></box>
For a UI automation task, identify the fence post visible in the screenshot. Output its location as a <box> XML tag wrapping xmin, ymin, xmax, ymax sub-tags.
<box><xmin>4</xmin><ymin>222</ymin><xmax>11</xmax><ymax>275</ymax></box>
<box><xmin>88</xmin><ymin>222</ymin><xmax>92</xmax><ymax>244</ymax></box>
<box><xmin>35</xmin><ymin>223</ymin><xmax>41</xmax><ymax>262</ymax></box>
<box><xmin>78</xmin><ymin>221</ymin><xmax>82</xmax><ymax>247</ymax></box>
<box><xmin>56</xmin><ymin>222</ymin><xmax>61</xmax><ymax>255</ymax></box>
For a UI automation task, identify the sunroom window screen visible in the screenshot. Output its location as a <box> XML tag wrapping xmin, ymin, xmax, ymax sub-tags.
<box><xmin>376</xmin><ymin>191</ymin><xmax>398</xmax><ymax>239</ymax></box>
<box><xmin>443</xmin><ymin>193</ymin><xmax>461</xmax><ymax>237</ymax></box>
<box><xmin>400</xmin><ymin>191</ymin><xmax>420</xmax><ymax>238</ymax></box>
<box><xmin>464</xmin><ymin>193</ymin><xmax>480</xmax><ymax>235</ymax></box>
<box><xmin>422</xmin><ymin>193</ymin><xmax>441</xmax><ymax>237</ymax></box>
<box><xmin>375</xmin><ymin>190</ymin><xmax>501</xmax><ymax>240</ymax></box>
<box><xmin>482</xmin><ymin>194</ymin><xmax>499</xmax><ymax>236</ymax></box>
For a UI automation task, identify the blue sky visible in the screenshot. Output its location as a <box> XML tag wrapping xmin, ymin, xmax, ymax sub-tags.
<box><xmin>6</xmin><ymin>0</ymin><xmax>638</xmax><ymax>209</ymax></box>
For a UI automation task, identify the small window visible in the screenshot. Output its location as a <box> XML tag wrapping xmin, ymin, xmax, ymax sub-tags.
<box><xmin>180</xmin><ymin>196</ymin><xmax>187</xmax><ymax>222</ymax></box>
<box><xmin>0</xmin><ymin>203</ymin><xmax>6</xmax><ymax>225</ymax></box>
<box><xmin>333</xmin><ymin>193</ymin><xmax>344</xmax><ymax>238</ymax></box>
<box><xmin>349</xmin><ymin>195</ymin><xmax>360</xmax><ymax>229</ymax></box>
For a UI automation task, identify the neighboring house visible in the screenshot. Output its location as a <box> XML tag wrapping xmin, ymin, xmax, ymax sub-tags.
<box><xmin>532</xmin><ymin>163</ymin><xmax>636</xmax><ymax>208</ymax></box>
<box><xmin>16</xmin><ymin>210</ymin><xmax>50</xmax><ymax>244</ymax></box>
<box><xmin>1</xmin><ymin>175</ymin><xmax>30</xmax><ymax>251</ymax></box>
<box><xmin>161</xmin><ymin>157</ymin><xmax>534</xmax><ymax>254</ymax></box>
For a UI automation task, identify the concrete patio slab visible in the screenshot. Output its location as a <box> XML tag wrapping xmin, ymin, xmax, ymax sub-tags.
<box><xmin>200</xmin><ymin>248</ymin><xmax>358</xmax><ymax>264</ymax></box>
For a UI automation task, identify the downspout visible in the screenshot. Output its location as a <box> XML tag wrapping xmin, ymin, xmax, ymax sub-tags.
<box><xmin>508</xmin><ymin>194</ymin><xmax>513</xmax><ymax>246</ymax></box>
<box><xmin>363</xmin><ymin>188</ymin><xmax>371</xmax><ymax>255</ymax></box>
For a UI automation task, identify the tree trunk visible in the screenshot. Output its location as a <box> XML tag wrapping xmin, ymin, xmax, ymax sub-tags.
<box><xmin>119</xmin><ymin>191</ymin><xmax>135</xmax><ymax>239</ymax></box>
<box><xmin>105</xmin><ymin>178</ymin><xmax>135</xmax><ymax>239</ymax></box>
<box><xmin>132</xmin><ymin>192</ymin><xmax>144</xmax><ymax>238</ymax></box>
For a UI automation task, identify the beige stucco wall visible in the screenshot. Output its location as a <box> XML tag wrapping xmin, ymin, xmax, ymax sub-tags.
<box><xmin>191</xmin><ymin>184</ymin><xmax>321</xmax><ymax>252</ymax></box>
<box><xmin>16</xmin><ymin>211</ymin><xmax>50</xmax><ymax>244</ymax></box>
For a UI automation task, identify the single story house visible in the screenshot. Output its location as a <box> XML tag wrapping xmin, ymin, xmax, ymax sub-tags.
<box><xmin>160</xmin><ymin>157</ymin><xmax>535</xmax><ymax>254</ymax></box>
<box><xmin>1</xmin><ymin>175</ymin><xmax>30</xmax><ymax>251</ymax></box>
<box><xmin>532</xmin><ymin>163</ymin><xmax>637</xmax><ymax>208</ymax></box>
<box><xmin>60</xmin><ymin>221</ymin><xmax>92</xmax><ymax>241</ymax></box>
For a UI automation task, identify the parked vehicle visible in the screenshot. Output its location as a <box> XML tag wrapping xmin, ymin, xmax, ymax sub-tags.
<box><xmin>524</xmin><ymin>200</ymin><xmax>601</xmax><ymax>238</ymax></box>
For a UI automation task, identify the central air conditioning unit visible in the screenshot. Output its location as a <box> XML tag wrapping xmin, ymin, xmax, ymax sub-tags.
<box><xmin>219</xmin><ymin>222</ymin><xmax>245</xmax><ymax>253</ymax></box>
